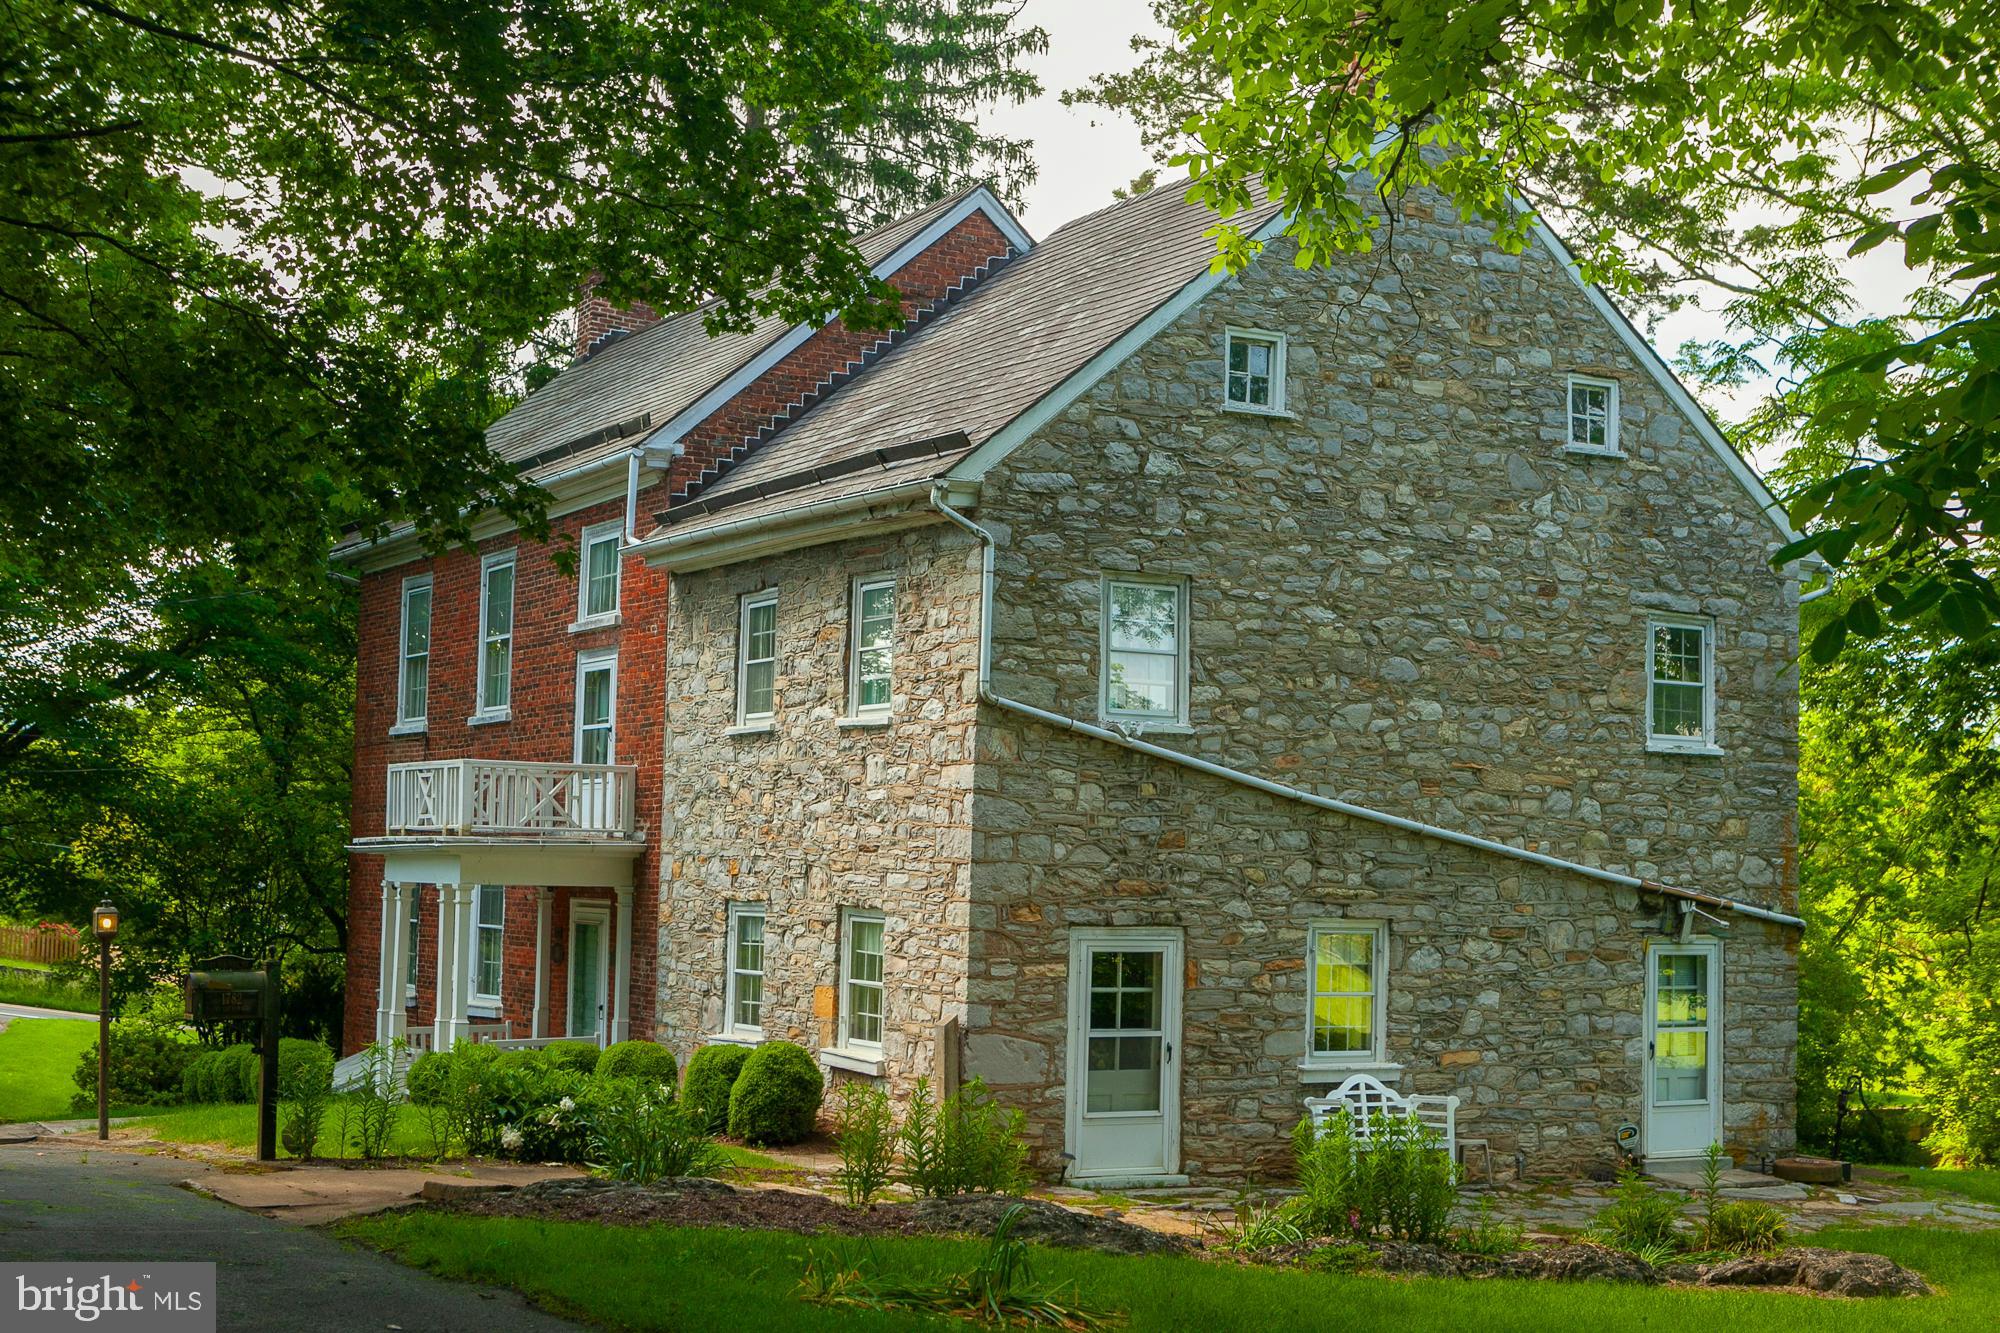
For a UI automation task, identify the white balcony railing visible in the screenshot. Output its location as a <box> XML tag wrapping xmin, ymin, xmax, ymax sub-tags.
<box><xmin>385</xmin><ymin>759</ymin><xmax>637</xmax><ymax>838</ymax></box>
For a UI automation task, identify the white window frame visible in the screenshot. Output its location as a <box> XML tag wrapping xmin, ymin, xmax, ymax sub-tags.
<box><xmin>405</xmin><ymin>890</ymin><xmax>420</xmax><ymax>1000</ymax></box>
<box><xmin>1645</xmin><ymin>614</ymin><xmax>1719</xmax><ymax>753</ymax></box>
<box><xmin>1565</xmin><ymin>374</ymin><xmax>1622</xmax><ymax>456</ymax></box>
<box><xmin>469</xmin><ymin>884</ymin><xmax>504</xmax><ymax>1008</ymax></box>
<box><xmin>1099</xmin><ymin>574</ymin><xmax>1190</xmax><ymax>727</ymax></box>
<box><xmin>725</xmin><ymin>903</ymin><xmax>766</xmax><ymax>1037</ymax></box>
<box><xmin>847</xmin><ymin>575</ymin><xmax>896</xmax><ymax>719</ymax></box>
<box><xmin>575</xmin><ymin>520</ymin><xmax>623</xmax><ymax>627</ymax></box>
<box><xmin>838</xmin><ymin>909</ymin><xmax>886</xmax><ymax>1051</ymax></box>
<box><xmin>394</xmin><ymin>574</ymin><xmax>433</xmax><ymax>732</ymax></box>
<box><xmin>474</xmin><ymin>549</ymin><xmax>516</xmax><ymax>719</ymax></box>
<box><xmin>1223</xmin><ymin>326</ymin><xmax>1287</xmax><ymax>415</ymax></box>
<box><xmin>573</xmin><ymin>649</ymin><xmax>618</xmax><ymax>765</ymax></box>
<box><xmin>1302</xmin><ymin>920</ymin><xmax>1389</xmax><ymax>1069</ymax></box>
<box><xmin>735</xmin><ymin>589</ymin><xmax>779</xmax><ymax>727</ymax></box>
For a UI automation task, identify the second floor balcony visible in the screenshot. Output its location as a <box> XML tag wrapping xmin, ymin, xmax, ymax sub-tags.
<box><xmin>384</xmin><ymin>759</ymin><xmax>638</xmax><ymax>839</ymax></box>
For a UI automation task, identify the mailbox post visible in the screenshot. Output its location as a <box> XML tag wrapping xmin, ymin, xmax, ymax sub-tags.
<box><xmin>185</xmin><ymin>956</ymin><xmax>281</xmax><ymax>1161</ymax></box>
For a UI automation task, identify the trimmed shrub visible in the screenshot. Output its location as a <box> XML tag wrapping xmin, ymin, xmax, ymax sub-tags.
<box><xmin>404</xmin><ymin>1050</ymin><xmax>451</xmax><ymax>1105</ymax></box>
<box><xmin>727</xmin><ymin>1041</ymin><xmax>823</xmax><ymax>1146</ymax></box>
<box><xmin>545</xmin><ymin>1042</ymin><xmax>602</xmax><ymax>1078</ymax></box>
<box><xmin>70</xmin><ymin>1022</ymin><xmax>197</xmax><ymax>1112</ymax></box>
<box><xmin>177</xmin><ymin>1039</ymin><xmax>331</xmax><ymax>1105</ymax></box>
<box><xmin>682</xmin><ymin>1044</ymin><xmax>752</xmax><ymax>1133</ymax></box>
<box><xmin>596</xmin><ymin>1040</ymin><xmax>677</xmax><ymax>1086</ymax></box>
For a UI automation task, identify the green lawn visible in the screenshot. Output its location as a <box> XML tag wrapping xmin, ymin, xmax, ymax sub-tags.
<box><xmin>0</xmin><ymin>1017</ymin><xmax>98</xmax><ymax>1122</ymax></box>
<box><xmin>337</xmin><ymin>1215</ymin><xmax>1998</xmax><ymax>1332</ymax></box>
<box><xmin>0</xmin><ymin>970</ymin><xmax>96</xmax><ymax>1012</ymax></box>
<box><xmin>1864</xmin><ymin>1165</ymin><xmax>2000</xmax><ymax>1207</ymax></box>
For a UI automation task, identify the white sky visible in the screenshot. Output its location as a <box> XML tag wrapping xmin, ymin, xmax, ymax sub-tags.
<box><xmin>989</xmin><ymin>0</ymin><xmax>1917</xmax><ymax>438</ymax></box>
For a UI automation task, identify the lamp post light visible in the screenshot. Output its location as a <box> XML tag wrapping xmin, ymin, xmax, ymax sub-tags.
<box><xmin>92</xmin><ymin>899</ymin><xmax>119</xmax><ymax>1141</ymax></box>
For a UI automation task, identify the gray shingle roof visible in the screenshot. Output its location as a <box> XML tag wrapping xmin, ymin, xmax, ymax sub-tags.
<box><xmin>656</xmin><ymin>178</ymin><xmax>1282</xmax><ymax>539</ymax></box>
<box><xmin>487</xmin><ymin>186</ymin><xmax>990</xmax><ymax>474</ymax></box>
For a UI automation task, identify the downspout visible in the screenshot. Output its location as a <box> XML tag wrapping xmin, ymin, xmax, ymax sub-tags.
<box><xmin>927</xmin><ymin>485</ymin><xmax>1805</xmax><ymax>932</ymax></box>
<box><xmin>624</xmin><ymin>441</ymin><xmax>681</xmax><ymax>545</ymax></box>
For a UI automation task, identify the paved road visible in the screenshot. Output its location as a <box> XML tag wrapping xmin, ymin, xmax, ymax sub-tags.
<box><xmin>0</xmin><ymin>1001</ymin><xmax>93</xmax><ymax>1021</ymax></box>
<box><xmin>0</xmin><ymin>1145</ymin><xmax>583</xmax><ymax>1331</ymax></box>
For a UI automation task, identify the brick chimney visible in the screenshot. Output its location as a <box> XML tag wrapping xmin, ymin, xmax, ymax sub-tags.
<box><xmin>576</xmin><ymin>276</ymin><xmax>664</xmax><ymax>359</ymax></box>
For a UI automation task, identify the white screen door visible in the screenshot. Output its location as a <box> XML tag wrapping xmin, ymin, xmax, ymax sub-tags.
<box><xmin>1067</xmin><ymin>929</ymin><xmax>1182</xmax><ymax>1181</ymax></box>
<box><xmin>1645</xmin><ymin>941</ymin><xmax>1721</xmax><ymax>1159</ymax></box>
<box><xmin>568</xmin><ymin>908</ymin><xmax>609</xmax><ymax>1043</ymax></box>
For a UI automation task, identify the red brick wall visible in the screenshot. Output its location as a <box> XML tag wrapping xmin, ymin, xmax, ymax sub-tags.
<box><xmin>575</xmin><ymin>281</ymin><xmax>663</xmax><ymax>359</ymax></box>
<box><xmin>673</xmin><ymin>212</ymin><xmax>1016</xmax><ymax>498</ymax></box>
<box><xmin>341</xmin><ymin>491</ymin><xmax>667</xmax><ymax>1054</ymax></box>
<box><xmin>342</xmin><ymin>208</ymin><xmax>1018</xmax><ymax>1054</ymax></box>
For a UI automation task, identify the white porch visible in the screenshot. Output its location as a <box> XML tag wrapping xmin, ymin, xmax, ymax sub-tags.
<box><xmin>349</xmin><ymin>834</ymin><xmax>643</xmax><ymax>1055</ymax></box>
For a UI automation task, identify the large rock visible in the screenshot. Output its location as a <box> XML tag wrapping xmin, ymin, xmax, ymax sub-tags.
<box><xmin>1694</xmin><ymin>1247</ymin><xmax>1930</xmax><ymax>1298</ymax></box>
<box><xmin>905</xmin><ymin>1195</ymin><xmax>1186</xmax><ymax>1255</ymax></box>
<box><xmin>1477</xmin><ymin>1244</ymin><xmax>1662</xmax><ymax>1285</ymax></box>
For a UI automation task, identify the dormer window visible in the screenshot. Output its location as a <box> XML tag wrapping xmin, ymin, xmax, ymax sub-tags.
<box><xmin>1224</xmin><ymin>328</ymin><xmax>1286</xmax><ymax>414</ymax></box>
<box><xmin>1566</xmin><ymin>375</ymin><xmax>1621</xmax><ymax>455</ymax></box>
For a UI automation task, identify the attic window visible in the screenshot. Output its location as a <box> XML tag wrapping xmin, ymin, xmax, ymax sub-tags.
<box><xmin>1224</xmin><ymin>328</ymin><xmax>1287</xmax><ymax>415</ymax></box>
<box><xmin>1566</xmin><ymin>375</ymin><xmax>1621</xmax><ymax>455</ymax></box>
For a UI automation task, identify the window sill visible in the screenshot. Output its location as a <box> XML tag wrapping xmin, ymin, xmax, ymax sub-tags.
<box><xmin>1298</xmin><ymin>1061</ymin><xmax>1404</xmax><ymax>1085</ymax></box>
<box><xmin>387</xmin><ymin>720</ymin><xmax>428</xmax><ymax>738</ymax></box>
<box><xmin>836</xmin><ymin>714</ymin><xmax>893</xmax><ymax>730</ymax></box>
<box><xmin>819</xmin><ymin>1047</ymin><xmax>885</xmax><ymax>1076</ymax></box>
<box><xmin>467</xmin><ymin>709</ymin><xmax>512</xmax><ymax>727</ymax></box>
<box><xmin>1100</xmin><ymin>718</ymin><xmax>1193</xmax><ymax>737</ymax></box>
<box><xmin>1562</xmin><ymin>444</ymin><xmax>1626</xmax><ymax>460</ymax></box>
<box><xmin>1647</xmin><ymin>740</ymin><xmax>1725</xmax><ymax>757</ymax></box>
<box><xmin>1221</xmin><ymin>402</ymin><xmax>1294</xmax><ymax>420</ymax></box>
<box><xmin>569</xmin><ymin>613</ymin><xmax>622</xmax><ymax>634</ymax></box>
<box><xmin>468</xmin><ymin>1004</ymin><xmax>500</xmax><ymax>1019</ymax></box>
<box><xmin>724</xmin><ymin>721</ymin><xmax>775</xmax><ymax>737</ymax></box>
<box><xmin>708</xmin><ymin>1030</ymin><xmax>764</xmax><ymax>1048</ymax></box>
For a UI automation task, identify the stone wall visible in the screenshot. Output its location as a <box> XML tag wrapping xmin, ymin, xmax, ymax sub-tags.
<box><xmin>653</xmin><ymin>526</ymin><xmax>983</xmax><ymax>1095</ymax></box>
<box><xmin>960</xmin><ymin>191</ymin><xmax>1800</xmax><ymax>1178</ymax></box>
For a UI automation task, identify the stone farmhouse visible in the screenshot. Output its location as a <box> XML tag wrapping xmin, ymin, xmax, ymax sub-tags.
<box><xmin>338</xmin><ymin>177</ymin><xmax>1806</xmax><ymax>1185</ymax></box>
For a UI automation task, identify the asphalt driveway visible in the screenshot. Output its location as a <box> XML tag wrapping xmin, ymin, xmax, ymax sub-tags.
<box><xmin>0</xmin><ymin>1144</ymin><xmax>582</xmax><ymax>1331</ymax></box>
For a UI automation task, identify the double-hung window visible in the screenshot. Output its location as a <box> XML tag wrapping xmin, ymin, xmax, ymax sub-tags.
<box><xmin>396</xmin><ymin>576</ymin><xmax>432</xmax><ymax>729</ymax></box>
<box><xmin>726</xmin><ymin>904</ymin><xmax>766</xmax><ymax>1035</ymax></box>
<box><xmin>577</xmin><ymin>521</ymin><xmax>622</xmax><ymax>624</ymax></box>
<box><xmin>1566</xmin><ymin>375</ymin><xmax>1621</xmax><ymax>454</ymax></box>
<box><xmin>849</xmin><ymin>576</ymin><xmax>895</xmax><ymax>717</ymax></box>
<box><xmin>840</xmin><ymin>911</ymin><xmax>886</xmax><ymax>1049</ymax></box>
<box><xmin>477</xmin><ymin>551</ymin><xmax>516</xmax><ymax>716</ymax></box>
<box><xmin>1224</xmin><ymin>328</ymin><xmax>1286</xmax><ymax>413</ymax></box>
<box><xmin>1305</xmin><ymin>922</ymin><xmax>1387</xmax><ymax>1066</ymax></box>
<box><xmin>736</xmin><ymin>590</ymin><xmax>778</xmax><ymax>725</ymax></box>
<box><xmin>575</xmin><ymin>650</ymin><xmax>617</xmax><ymax>764</ymax></box>
<box><xmin>470</xmin><ymin>885</ymin><xmax>504</xmax><ymax>1006</ymax></box>
<box><xmin>1101</xmin><ymin>576</ymin><xmax>1188</xmax><ymax>724</ymax></box>
<box><xmin>1646</xmin><ymin>616</ymin><xmax>1717</xmax><ymax>751</ymax></box>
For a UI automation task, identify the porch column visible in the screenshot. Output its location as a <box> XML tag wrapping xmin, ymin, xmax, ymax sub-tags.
<box><xmin>531</xmin><ymin>888</ymin><xmax>553</xmax><ymax>1040</ymax></box>
<box><xmin>611</xmin><ymin>885</ymin><xmax>634</xmax><ymax>1044</ymax></box>
<box><xmin>433</xmin><ymin>880</ymin><xmax>460</xmax><ymax>1051</ymax></box>
<box><xmin>386</xmin><ymin>882</ymin><xmax>412</xmax><ymax>1041</ymax></box>
<box><xmin>373</xmin><ymin>878</ymin><xmax>395</xmax><ymax>1046</ymax></box>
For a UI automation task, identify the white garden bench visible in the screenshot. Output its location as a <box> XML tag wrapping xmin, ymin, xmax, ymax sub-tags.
<box><xmin>1304</xmin><ymin>1072</ymin><xmax>1491</xmax><ymax>1180</ymax></box>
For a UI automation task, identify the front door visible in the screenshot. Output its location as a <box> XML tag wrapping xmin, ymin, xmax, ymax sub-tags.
<box><xmin>1067</xmin><ymin>929</ymin><xmax>1183</xmax><ymax>1182</ymax></box>
<box><xmin>568</xmin><ymin>907</ymin><xmax>610</xmax><ymax>1044</ymax></box>
<box><xmin>1644</xmin><ymin>941</ymin><xmax>1722</xmax><ymax>1160</ymax></box>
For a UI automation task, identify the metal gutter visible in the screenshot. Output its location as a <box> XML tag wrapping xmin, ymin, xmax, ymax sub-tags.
<box><xmin>627</xmin><ymin>477</ymin><xmax>943</xmax><ymax>567</ymax></box>
<box><xmin>927</xmin><ymin>486</ymin><xmax>1805</xmax><ymax>932</ymax></box>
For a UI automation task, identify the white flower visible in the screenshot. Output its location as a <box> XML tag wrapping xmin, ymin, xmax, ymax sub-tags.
<box><xmin>499</xmin><ymin>1126</ymin><xmax>524</xmax><ymax>1151</ymax></box>
<box><xmin>557</xmin><ymin>1096</ymin><xmax>576</xmax><ymax>1112</ymax></box>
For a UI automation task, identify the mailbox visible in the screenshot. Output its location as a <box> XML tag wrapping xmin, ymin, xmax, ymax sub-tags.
<box><xmin>185</xmin><ymin>964</ymin><xmax>268</xmax><ymax>1024</ymax></box>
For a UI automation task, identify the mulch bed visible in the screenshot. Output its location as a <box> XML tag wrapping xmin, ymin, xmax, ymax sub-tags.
<box><xmin>423</xmin><ymin>1176</ymin><xmax>1187</xmax><ymax>1255</ymax></box>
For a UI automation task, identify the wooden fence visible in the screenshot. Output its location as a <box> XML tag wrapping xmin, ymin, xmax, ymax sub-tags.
<box><xmin>0</xmin><ymin>924</ymin><xmax>82</xmax><ymax>967</ymax></box>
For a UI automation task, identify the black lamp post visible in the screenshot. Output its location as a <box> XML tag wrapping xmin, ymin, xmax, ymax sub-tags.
<box><xmin>92</xmin><ymin>899</ymin><xmax>119</xmax><ymax>1141</ymax></box>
